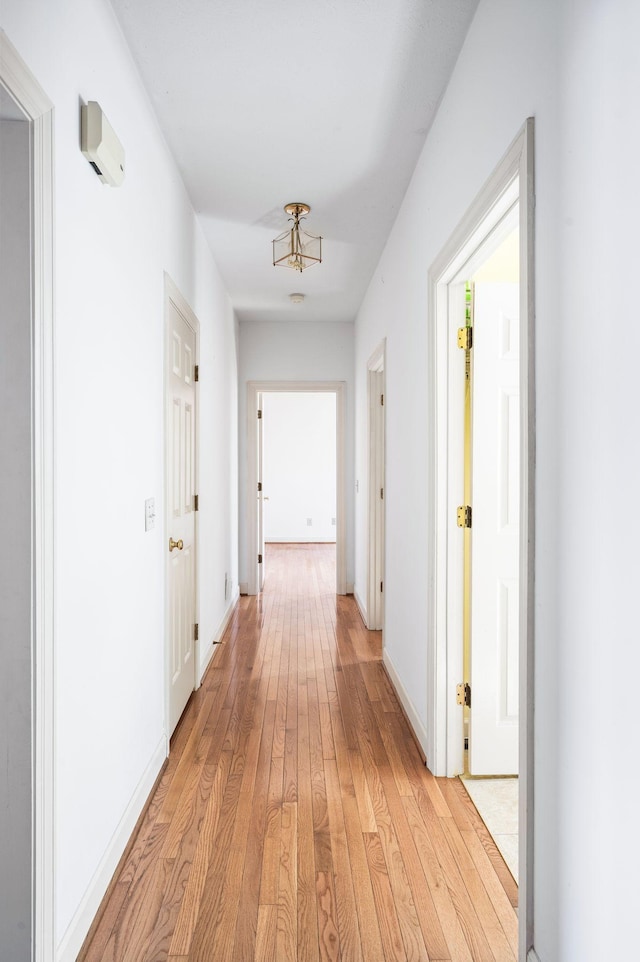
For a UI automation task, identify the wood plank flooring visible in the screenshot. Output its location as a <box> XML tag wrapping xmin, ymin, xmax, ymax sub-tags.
<box><xmin>80</xmin><ymin>544</ymin><xmax>517</xmax><ymax>962</ymax></box>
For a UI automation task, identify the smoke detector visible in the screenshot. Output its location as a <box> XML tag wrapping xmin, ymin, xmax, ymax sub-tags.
<box><xmin>289</xmin><ymin>292</ymin><xmax>305</xmax><ymax>305</ymax></box>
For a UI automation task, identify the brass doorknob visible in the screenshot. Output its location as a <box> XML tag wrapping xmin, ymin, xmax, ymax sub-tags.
<box><xmin>169</xmin><ymin>538</ymin><xmax>184</xmax><ymax>551</ymax></box>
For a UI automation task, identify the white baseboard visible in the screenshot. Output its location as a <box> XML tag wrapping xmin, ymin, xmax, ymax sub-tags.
<box><xmin>382</xmin><ymin>649</ymin><xmax>429</xmax><ymax>761</ymax></box>
<box><xmin>527</xmin><ymin>950</ymin><xmax>541</xmax><ymax>962</ymax></box>
<box><xmin>199</xmin><ymin>639</ymin><xmax>219</xmax><ymax>681</ymax></box>
<box><xmin>354</xmin><ymin>588</ymin><xmax>368</xmax><ymax>626</ymax></box>
<box><xmin>56</xmin><ymin>736</ymin><xmax>166</xmax><ymax>962</ymax></box>
<box><xmin>216</xmin><ymin>589</ymin><xmax>239</xmax><ymax>641</ymax></box>
<box><xmin>239</xmin><ymin>581</ymin><xmax>248</xmax><ymax>595</ymax></box>
<box><xmin>199</xmin><ymin>590</ymin><xmax>240</xmax><ymax>681</ymax></box>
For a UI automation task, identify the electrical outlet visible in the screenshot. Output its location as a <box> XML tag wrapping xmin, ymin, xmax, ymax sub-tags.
<box><xmin>331</xmin><ymin>517</ymin><xmax>336</xmax><ymax>525</ymax></box>
<box><xmin>224</xmin><ymin>572</ymin><xmax>229</xmax><ymax>599</ymax></box>
<box><xmin>306</xmin><ymin>518</ymin><xmax>313</xmax><ymax>526</ymax></box>
<box><xmin>144</xmin><ymin>498</ymin><xmax>155</xmax><ymax>531</ymax></box>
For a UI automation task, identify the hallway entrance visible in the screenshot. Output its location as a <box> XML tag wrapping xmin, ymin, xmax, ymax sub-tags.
<box><xmin>80</xmin><ymin>544</ymin><xmax>517</xmax><ymax>962</ymax></box>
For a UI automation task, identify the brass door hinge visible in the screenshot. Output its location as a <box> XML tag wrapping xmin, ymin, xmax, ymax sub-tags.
<box><xmin>194</xmin><ymin>623</ymin><xmax>199</xmax><ymax>641</ymax></box>
<box><xmin>456</xmin><ymin>682</ymin><xmax>471</xmax><ymax>707</ymax></box>
<box><xmin>380</xmin><ymin>393</ymin><xmax>384</xmax><ymax>406</ymax></box>
<box><xmin>258</xmin><ymin>553</ymin><xmax>263</xmax><ymax>564</ymax></box>
<box><xmin>457</xmin><ymin>505</ymin><xmax>472</xmax><ymax>528</ymax></box>
<box><xmin>457</xmin><ymin>327</ymin><xmax>473</xmax><ymax>350</ymax></box>
<box><xmin>257</xmin><ymin>409</ymin><xmax>262</xmax><ymax>419</ymax></box>
<box><xmin>380</xmin><ymin>487</ymin><xmax>384</xmax><ymax>500</ymax></box>
<box><xmin>194</xmin><ymin>364</ymin><xmax>199</xmax><ymax>382</ymax></box>
<box><xmin>194</xmin><ymin>494</ymin><xmax>199</xmax><ymax>511</ymax></box>
<box><xmin>380</xmin><ymin>581</ymin><xmax>383</xmax><ymax>592</ymax></box>
<box><xmin>258</xmin><ymin>481</ymin><xmax>262</xmax><ymax>492</ymax></box>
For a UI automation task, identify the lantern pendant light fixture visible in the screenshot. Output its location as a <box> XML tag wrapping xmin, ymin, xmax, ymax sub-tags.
<box><xmin>272</xmin><ymin>203</ymin><xmax>322</xmax><ymax>273</ymax></box>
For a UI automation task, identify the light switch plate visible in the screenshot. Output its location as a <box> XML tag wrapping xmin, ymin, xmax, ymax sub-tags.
<box><xmin>145</xmin><ymin>497</ymin><xmax>155</xmax><ymax>531</ymax></box>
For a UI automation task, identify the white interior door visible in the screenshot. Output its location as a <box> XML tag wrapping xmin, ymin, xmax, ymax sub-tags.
<box><xmin>257</xmin><ymin>394</ymin><xmax>265</xmax><ymax>590</ymax></box>
<box><xmin>368</xmin><ymin>367</ymin><xmax>385</xmax><ymax>630</ymax></box>
<box><xmin>374</xmin><ymin>371</ymin><xmax>385</xmax><ymax>629</ymax></box>
<box><xmin>469</xmin><ymin>281</ymin><xmax>520</xmax><ymax>775</ymax></box>
<box><xmin>167</xmin><ymin>297</ymin><xmax>197</xmax><ymax>735</ymax></box>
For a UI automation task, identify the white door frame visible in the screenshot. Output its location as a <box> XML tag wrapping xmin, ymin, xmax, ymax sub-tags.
<box><xmin>1</xmin><ymin>30</ymin><xmax>56</xmax><ymax>962</ymax></box>
<box><xmin>427</xmin><ymin>119</ymin><xmax>535</xmax><ymax>959</ymax></box>
<box><xmin>164</xmin><ymin>275</ymin><xmax>200</xmax><ymax>743</ymax></box>
<box><xmin>367</xmin><ymin>341</ymin><xmax>386</xmax><ymax>630</ymax></box>
<box><xmin>247</xmin><ymin>381</ymin><xmax>346</xmax><ymax>595</ymax></box>
<box><xmin>0</xmin><ymin>31</ymin><xmax>56</xmax><ymax>962</ymax></box>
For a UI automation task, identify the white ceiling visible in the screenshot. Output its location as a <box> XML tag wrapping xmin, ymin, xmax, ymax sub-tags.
<box><xmin>110</xmin><ymin>0</ymin><xmax>479</xmax><ymax>323</ymax></box>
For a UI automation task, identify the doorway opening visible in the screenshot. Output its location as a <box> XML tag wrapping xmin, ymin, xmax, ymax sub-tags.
<box><xmin>428</xmin><ymin>120</ymin><xmax>535</xmax><ymax>958</ymax></box>
<box><xmin>261</xmin><ymin>392</ymin><xmax>337</xmax><ymax>586</ymax></box>
<box><xmin>247</xmin><ymin>381</ymin><xmax>346</xmax><ymax>596</ymax></box>
<box><xmin>0</xmin><ymin>32</ymin><xmax>56</xmax><ymax>961</ymax></box>
<box><xmin>458</xmin><ymin>221</ymin><xmax>521</xmax><ymax>884</ymax></box>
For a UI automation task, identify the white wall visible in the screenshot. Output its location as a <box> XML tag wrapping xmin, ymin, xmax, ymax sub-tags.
<box><xmin>0</xmin><ymin>1</ymin><xmax>238</xmax><ymax>956</ymax></box>
<box><xmin>238</xmin><ymin>320</ymin><xmax>354</xmax><ymax>587</ymax></box>
<box><xmin>0</xmin><ymin>117</ymin><xmax>32</xmax><ymax>962</ymax></box>
<box><xmin>354</xmin><ymin>0</ymin><xmax>639</xmax><ymax>959</ymax></box>
<box><xmin>262</xmin><ymin>393</ymin><xmax>336</xmax><ymax>542</ymax></box>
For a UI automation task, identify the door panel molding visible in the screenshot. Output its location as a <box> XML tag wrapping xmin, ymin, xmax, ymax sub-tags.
<box><xmin>247</xmin><ymin>381</ymin><xmax>347</xmax><ymax>595</ymax></box>
<box><xmin>427</xmin><ymin>118</ymin><xmax>535</xmax><ymax>961</ymax></box>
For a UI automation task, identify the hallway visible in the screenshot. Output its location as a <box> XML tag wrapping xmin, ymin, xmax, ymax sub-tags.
<box><xmin>80</xmin><ymin>545</ymin><xmax>517</xmax><ymax>962</ymax></box>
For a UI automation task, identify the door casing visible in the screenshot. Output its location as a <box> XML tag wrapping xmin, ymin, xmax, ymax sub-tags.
<box><xmin>427</xmin><ymin>119</ymin><xmax>535</xmax><ymax>960</ymax></box>
<box><xmin>247</xmin><ymin>381</ymin><xmax>347</xmax><ymax>595</ymax></box>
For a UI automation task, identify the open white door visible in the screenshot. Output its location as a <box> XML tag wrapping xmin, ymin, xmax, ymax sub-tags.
<box><xmin>166</xmin><ymin>284</ymin><xmax>198</xmax><ymax>735</ymax></box>
<box><xmin>469</xmin><ymin>279</ymin><xmax>520</xmax><ymax>775</ymax></box>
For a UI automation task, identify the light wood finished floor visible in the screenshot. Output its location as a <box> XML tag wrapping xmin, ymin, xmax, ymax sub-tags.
<box><xmin>80</xmin><ymin>544</ymin><xmax>518</xmax><ymax>962</ymax></box>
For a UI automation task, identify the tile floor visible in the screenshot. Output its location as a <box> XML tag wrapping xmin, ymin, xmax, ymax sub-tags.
<box><xmin>460</xmin><ymin>776</ymin><xmax>519</xmax><ymax>882</ymax></box>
